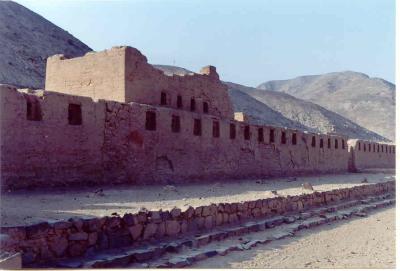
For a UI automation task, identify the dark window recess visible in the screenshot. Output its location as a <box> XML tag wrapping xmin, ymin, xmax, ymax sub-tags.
<box><xmin>244</xmin><ymin>125</ymin><xmax>250</xmax><ymax>140</ymax></box>
<box><xmin>177</xmin><ymin>95</ymin><xmax>183</xmax><ymax>108</ymax></box>
<box><xmin>68</xmin><ymin>104</ymin><xmax>82</xmax><ymax>125</ymax></box>
<box><xmin>190</xmin><ymin>98</ymin><xmax>196</xmax><ymax>111</ymax></box>
<box><xmin>381</xmin><ymin>145</ymin><xmax>384</xmax><ymax>152</ymax></box>
<box><xmin>145</xmin><ymin>111</ymin><xmax>156</xmax><ymax>130</ymax></box>
<box><xmin>334</xmin><ymin>139</ymin><xmax>338</xmax><ymax>149</ymax></box>
<box><xmin>270</xmin><ymin>129</ymin><xmax>275</xmax><ymax>143</ymax></box>
<box><xmin>203</xmin><ymin>102</ymin><xmax>209</xmax><ymax>114</ymax></box>
<box><xmin>230</xmin><ymin>123</ymin><xmax>236</xmax><ymax>139</ymax></box>
<box><xmin>364</xmin><ymin>144</ymin><xmax>366</xmax><ymax>152</ymax></box>
<box><xmin>327</xmin><ymin>138</ymin><xmax>331</xmax><ymax>149</ymax></box>
<box><xmin>26</xmin><ymin>100</ymin><xmax>42</xmax><ymax>121</ymax></box>
<box><xmin>377</xmin><ymin>145</ymin><xmax>380</xmax><ymax>153</ymax></box>
<box><xmin>342</xmin><ymin>139</ymin><xmax>345</xmax><ymax>149</ymax></box>
<box><xmin>281</xmin><ymin>131</ymin><xmax>286</xmax><ymax>144</ymax></box>
<box><xmin>193</xmin><ymin>118</ymin><xmax>202</xmax><ymax>136</ymax></box>
<box><xmin>311</xmin><ymin>136</ymin><xmax>316</xmax><ymax>147</ymax></box>
<box><xmin>292</xmin><ymin>133</ymin><xmax>297</xmax><ymax>145</ymax></box>
<box><xmin>160</xmin><ymin>92</ymin><xmax>167</xmax><ymax>105</ymax></box>
<box><xmin>394</xmin><ymin>146</ymin><xmax>396</xmax><ymax>154</ymax></box>
<box><xmin>358</xmin><ymin>142</ymin><xmax>361</xmax><ymax>151</ymax></box>
<box><xmin>212</xmin><ymin>121</ymin><xmax>220</xmax><ymax>138</ymax></box>
<box><xmin>320</xmin><ymin>138</ymin><xmax>324</xmax><ymax>148</ymax></box>
<box><xmin>171</xmin><ymin>115</ymin><xmax>180</xmax><ymax>133</ymax></box>
<box><xmin>258</xmin><ymin>128</ymin><xmax>264</xmax><ymax>143</ymax></box>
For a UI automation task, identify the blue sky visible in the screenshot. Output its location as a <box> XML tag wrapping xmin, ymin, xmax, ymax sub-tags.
<box><xmin>18</xmin><ymin>0</ymin><xmax>395</xmax><ymax>86</ymax></box>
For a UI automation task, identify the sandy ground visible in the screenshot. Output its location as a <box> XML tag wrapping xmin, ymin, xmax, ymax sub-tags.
<box><xmin>0</xmin><ymin>170</ymin><xmax>394</xmax><ymax>226</ymax></box>
<box><xmin>192</xmin><ymin>206</ymin><xmax>396</xmax><ymax>269</ymax></box>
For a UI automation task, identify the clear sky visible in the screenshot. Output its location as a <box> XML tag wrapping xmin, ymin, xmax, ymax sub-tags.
<box><xmin>17</xmin><ymin>0</ymin><xmax>395</xmax><ymax>86</ymax></box>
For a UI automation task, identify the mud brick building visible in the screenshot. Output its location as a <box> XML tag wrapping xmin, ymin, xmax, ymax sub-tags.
<box><xmin>0</xmin><ymin>46</ymin><xmax>395</xmax><ymax>189</ymax></box>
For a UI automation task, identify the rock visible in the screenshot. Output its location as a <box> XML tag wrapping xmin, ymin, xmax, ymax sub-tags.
<box><xmin>204</xmin><ymin>216</ymin><xmax>213</xmax><ymax>229</ymax></box>
<box><xmin>195</xmin><ymin>217</ymin><xmax>205</xmax><ymax>228</ymax></box>
<box><xmin>302</xmin><ymin>182</ymin><xmax>314</xmax><ymax>191</ymax></box>
<box><xmin>149</xmin><ymin>211</ymin><xmax>162</xmax><ymax>222</ymax></box>
<box><xmin>142</xmin><ymin>223</ymin><xmax>157</xmax><ymax>239</ymax></box>
<box><xmin>88</xmin><ymin>232</ymin><xmax>98</xmax><ymax>246</ymax></box>
<box><xmin>122</xmin><ymin>213</ymin><xmax>137</xmax><ymax>226</ymax></box>
<box><xmin>25</xmin><ymin>222</ymin><xmax>50</xmax><ymax>239</ymax></box>
<box><xmin>252</xmin><ymin>208</ymin><xmax>261</xmax><ymax>217</ymax></box>
<box><xmin>96</xmin><ymin>233</ymin><xmax>108</xmax><ymax>250</ymax></box>
<box><xmin>223</xmin><ymin>213</ymin><xmax>229</xmax><ymax>223</ymax></box>
<box><xmin>216</xmin><ymin>213</ymin><xmax>224</xmax><ymax>225</ymax></box>
<box><xmin>163</xmin><ymin>185</ymin><xmax>177</xmax><ymax>192</ymax></box>
<box><xmin>137</xmin><ymin>213</ymin><xmax>147</xmax><ymax>223</ymax></box>
<box><xmin>128</xmin><ymin>224</ymin><xmax>143</xmax><ymax>240</ymax></box>
<box><xmin>21</xmin><ymin>250</ymin><xmax>36</xmax><ymax>265</ymax></box>
<box><xmin>168</xmin><ymin>257</ymin><xmax>189</xmax><ymax>268</ymax></box>
<box><xmin>170</xmin><ymin>208</ymin><xmax>181</xmax><ymax>218</ymax></box>
<box><xmin>108</xmin><ymin>229</ymin><xmax>132</xmax><ymax>248</ymax></box>
<box><xmin>196</xmin><ymin>235</ymin><xmax>210</xmax><ymax>246</ymax></box>
<box><xmin>165</xmin><ymin>220</ymin><xmax>180</xmax><ymax>236</ymax></box>
<box><xmin>53</xmin><ymin>221</ymin><xmax>72</xmax><ymax>230</ymax></box>
<box><xmin>228</xmin><ymin>214</ymin><xmax>238</xmax><ymax>223</ymax></box>
<box><xmin>194</xmin><ymin>206</ymin><xmax>203</xmax><ymax>216</ymax></box>
<box><xmin>204</xmin><ymin>250</ymin><xmax>218</xmax><ymax>257</ymax></box>
<box><xmin>180</xmin><ymin>221</ymin><xmax>188</xmax><ymax>234</ymax></box>
<box><xmin>48</xmin><ymin>236</ymin><xmax>68</xmax><ymax>257</ymax></box>
<box><xmin>354</xmin><ymin>211</ymin><xmax>367</xmax><ymax>217</ymax></box>
<box><xmin>104</xmin><ymin>216</ymin><xmax>121</xmax><ymax>231</ymax></box>
<box><xmin>183</xmin><ymin>206</ymin><xmax>195</xmax><ymax>219</ymax></box>
<box><xmin>133</xmin><ymin>248</ymin><xmax>154</xmax><ymax>262</ymax></box>
<box><xmin>68</xmin><ymin>241</ymin><xmax>88</xmax><ymax>257</ymax></box>
<box><xmin>69</xmin><ymin>232</ymin><xmax>89</xmax><ymax>241</ymax></box>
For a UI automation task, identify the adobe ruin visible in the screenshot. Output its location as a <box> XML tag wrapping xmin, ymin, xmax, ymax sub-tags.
<box><xmin>0</xmin><ymin>46</ymin><xmax>395</xmax><ymax>189</ymax></box>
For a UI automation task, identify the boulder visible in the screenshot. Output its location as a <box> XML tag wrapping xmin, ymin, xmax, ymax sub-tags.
<box><xmin>165</xmin><ymin>220</ymin><xmax>180</xmax><ymax>236</ymax></box>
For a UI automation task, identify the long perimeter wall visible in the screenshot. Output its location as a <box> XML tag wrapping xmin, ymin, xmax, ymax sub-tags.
<box><xmin>0</xmin><ymin>85</ymin><xmax>395</xmax><ymax>189</ymax></box>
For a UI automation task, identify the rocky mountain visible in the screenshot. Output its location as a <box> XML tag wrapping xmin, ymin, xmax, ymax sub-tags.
<box><xmin>258</xmin><ymin>71</ymin><xmax>395</xmax><ymax>141</ymax></box>
<box><xmin>227</xmin><ymin>82</ymin><xmax>387</xmax><ymax>142</ymax></box>
<box><xmin>0</xmin><ymin>1</ymin><xmax>92</xmax><ymax>89</ymax></box>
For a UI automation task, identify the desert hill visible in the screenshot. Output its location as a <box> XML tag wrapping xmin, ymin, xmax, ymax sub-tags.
<box><xmin>258</xmin><ymin>71</ymin><xmax>395</xmax><ymax>141</ymax></box>
<box><xmin>0</xmin><ymin>1</ymin><xmax>92</xmax><ymax>89</ymax></box>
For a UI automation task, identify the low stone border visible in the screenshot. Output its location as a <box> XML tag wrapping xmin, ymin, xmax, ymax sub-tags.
<box><xmin>0</xmin><ymin>181</ymin><xmax>395</xmax><ymax>265</ymax></box>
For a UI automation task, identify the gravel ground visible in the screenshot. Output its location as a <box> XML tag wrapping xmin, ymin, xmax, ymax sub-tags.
<box><xmin>0</xmin><ymin>170</ymin><xmax>394</xmax><ymax>226</ymax></box>
<box><xmin>192</xmin><ymin>206</ymin><xmax>396</xmax><ymax>269</ymax></box>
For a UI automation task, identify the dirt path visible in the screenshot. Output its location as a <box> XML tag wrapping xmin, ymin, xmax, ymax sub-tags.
<box><xmin>192</xmin><ymin>207</ymin><xmax>396</xmax><ymax>269</ymax></box>
<box><xmin>0</xmin><ymin>170</ymin><xmax>394</xmax><ymax>226</ymax></box>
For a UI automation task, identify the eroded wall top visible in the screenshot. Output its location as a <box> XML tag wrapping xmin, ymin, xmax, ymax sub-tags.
<box><xmin>45</xmin><ymin>46</ymin><xmax>234</xmax><ymax>119</ymax></box>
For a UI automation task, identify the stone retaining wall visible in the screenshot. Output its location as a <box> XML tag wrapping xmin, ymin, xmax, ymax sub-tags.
<box><xmin>0</xmin><ymin>181</ymin><xmax>395</xmax><ymax>265</ymax></box>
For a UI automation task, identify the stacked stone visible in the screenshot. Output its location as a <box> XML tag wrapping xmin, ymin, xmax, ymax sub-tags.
<box><xmin>0</xmin><ymin>181</ymin><xmax>394</xmax><ymax>265</ymax></box>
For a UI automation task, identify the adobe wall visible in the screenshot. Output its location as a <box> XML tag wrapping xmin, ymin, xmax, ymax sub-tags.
<box><xmin>1</xmin><ymin>85</ymin><xmax>395</xmax><ymax>189</ymax></box>
<box><xmin>102</xmin><ymin>101</ymin><xmax>350</xmax><ymax>184</ymax></box>
<box><xmin>0</xmin><ymin>85</ymin><xmax>105</xmax><ymax>189</ymax></box>
<box><xmin>347</xmin><ymin>139</ymin><xmax>395</xmax><ymax>171</ymax></box>
<box><xmin>45</xmin><ymin>46</ymin><xmax>234</xmax><ymax>119</ymax></box>
<box><xmin>1</xmin><ymin>86</ymin><xmax>352</xmax><ymax>189</ymax></box>
<box><xmin>45</xmin><ymin>49</ymin><xmax>126</xmax><ymax>102</ymax></box>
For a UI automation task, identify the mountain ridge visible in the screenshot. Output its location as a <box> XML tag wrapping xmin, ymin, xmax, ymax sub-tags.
<box><xmin>257</xmin><ymin>71</ymin><xmax>395</xmax><ymax>140</ymax></box>
<box><xmin>0</xmin><ymin>0</ymin><xmax>92</xmax><ymax>89</ymax></box>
